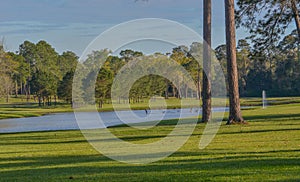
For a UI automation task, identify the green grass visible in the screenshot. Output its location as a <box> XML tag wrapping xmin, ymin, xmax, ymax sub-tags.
<box><xmin>1</xmin><ymin>96</ymin><xmax>300</xmax><ymax>120</ymax></box>
<box><xmin>0</xmin><ymin>103</ymin><xmax>299</xmax><ymax>181</ymax></box>
<box><xmin>0</xmin><ymin>105</ymin><xmax>73</xmax><ymax>119</ymax></box>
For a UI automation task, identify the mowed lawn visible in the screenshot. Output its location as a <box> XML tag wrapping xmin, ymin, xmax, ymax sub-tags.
<box><xmin>0</xmin><ymin>103</ymin><xmax>300</xmax><ymax>181</ymax></box>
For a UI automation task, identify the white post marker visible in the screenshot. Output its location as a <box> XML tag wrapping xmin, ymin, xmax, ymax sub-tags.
<box><xmin>262</xmin><ymin>90</ymin><xmax>267</xmax><ymax>109</ymax></box>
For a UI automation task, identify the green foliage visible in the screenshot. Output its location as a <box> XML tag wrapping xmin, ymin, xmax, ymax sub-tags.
<box><xmin>1</xmin><ymin>32</ymin><xmax>300</xmax><ymax>107</ymax></box>
<box><xmin>214</xmin><ymin>30</ymin><xmax>300</xmax><ymax>97</ymax></box>
<box><xmin>236</xmin><ymin>0</ymin><xmax>300</xmax><ymax>50</ymax></box>
<box><xmin>58</xmin><ymin>51</ymin><xmax>78</xmax><ymax>76</ymax></box>
<box><xmin>0</xmin><ymin>75</ymin><xmax>14</xmax><ymax>102</ymax></box>
<box><xmin>57</xmin><ymin>71</ymin><xmax>74</xmax><ymax>103</ymax></box>
<box><xmin>95</xmin><ymin>68</ymin><xmax>113</xmax><ymax>100</ymax></box>
<box><xmin>16</xmin><ymin>40</ymin><xmax>79</xmax><ymax>105</ymax></box>
<box><xmin>120</xmin><ymin>49</ymin><xmax>143</xmax><ymax>62</ymax></box>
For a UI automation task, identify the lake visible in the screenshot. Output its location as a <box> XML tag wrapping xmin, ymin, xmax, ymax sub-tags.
<box><xmin>0</xmin><ymin>107</ymin><xmax>228</xmax><ymax>133</ymax></box>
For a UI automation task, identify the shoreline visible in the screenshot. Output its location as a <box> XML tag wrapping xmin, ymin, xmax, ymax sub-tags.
<box><xmin>0</xmin><ymin>96</ymin><xmax>299</xmax><ymax>120</ymax></box>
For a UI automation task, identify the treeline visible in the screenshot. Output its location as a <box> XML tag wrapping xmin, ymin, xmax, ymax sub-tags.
<box><xmin>72</xmin><ymin>45</ymin><xmax>207</xmax><ymax>107</ymax></box>
<box><xmin>0</xmin><ymin>32</ymin><xmax>299</xmax><ymax>106</ymax></box>
<box><xmin>216</xmin><ymin>30</ymin><xmax>300</xmax><ymax>97</ymax></box>
<box><xmin>0</xmin><ymin>40</ymin><xmax>78</xmax><ymax>105</ymax></box>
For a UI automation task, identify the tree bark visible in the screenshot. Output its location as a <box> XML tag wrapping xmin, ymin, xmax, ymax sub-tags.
<box><xmin>290</xmin><ymin>0</ymin><xmax>300</xmax><ymax>61</ymax></box>
<box><xmin>15</xmin><ymin>81</ymin><xmax>18</xmax><ymax>98</ymax></box>
<box><xmin>202</xmin><ymin>0</ymin><xmax>212</xmax><ymax>122</ymax></box>
<box><xmin>38</xmin><ymin>96</ymin><xmax>42</xmax><ymax>107</ymax></box>
<box><xmin>6</xmin><ymin>93</ymin><xmax>9</xmax><ymax>103</ymax></box>
<box><xmin>291</xmin><ymin>0</ymin><xmax>300</xmax><ymax>39</ymax></box>
<box><xmin>165</xmin><ymin>79</ymin><xmax>169</xmax><ymax>99</ymax></box>
<box><xmin>185</xmin><ymin>85</ymin><xmax>188</xmax><ymax>98</ymax></box>
<box><xmin>197</xmin><ymin>66</ymin><xmax>201</xmax><ymax>100</ymax></box>
<box><xmin>225</xmin><ymin>0</ymin><xmax>244</xmax><ymax>124</ymax></box>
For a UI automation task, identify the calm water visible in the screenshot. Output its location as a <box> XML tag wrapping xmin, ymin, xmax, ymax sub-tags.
<box><xmin>0</xmin><ymin>108</ymin><xmax>228</xmax><ymax>133</ymax></box>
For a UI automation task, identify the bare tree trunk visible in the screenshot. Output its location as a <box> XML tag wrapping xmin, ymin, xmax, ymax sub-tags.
<box><xmin>197</xmin><ymin>66</ymin><xmax>201</xmax><ymax>100</ymax></box>
<box><xmin>38</xmin><ymin>96</ymin><xmax>42</xmax><ymax>106</ymax></box>
<box><xmin>178</xmin><ymin>81</ymin><xmax>182</xmax><ymax>99</ymax></box>
<box><xmin>28</xmin><ymin>85</ymin><xmax>31</xmax><ymax>101</ymax></box>
<box><xmin>54</xmin><ymin>95</ymin><xmax>57</xmax><ymax>106</ymax></box>
<box><xmin>15</xmin><ymin>81</ymin><xmax>18</xmax><ymax>98</ymax></box>
<box><xmin>25</xmin><ymin>83</ymin><xmax>28</xmax><ymax>101</ymax></box>
<box><xmin>225</xmin><ymin>0</ymin><xmax>245</xmax><ymax>124</ymax></box>
<box><xmin>165</xmin><ymin>79</ymin><xmax>169</xmax><ymax>99</ymax></box>
<box><xmin>185</xmin><ymin>85</ymin><xmax>188</xmax><ymax>98</ymax></box>
<box><xmin>20</xmin><ymin>81</ymin><xmax>23</xmax><ymax>101</ymax></box>
<box><xmin>291</xmin><ymin>0</ymin><xmax>300</xmax><ymax>38</ymax></box>
<box><xmin>6</xmin><ymin>93</ymin><xmax>9</xmax><ymax>103</ymax></box>
<box><xmin>26</xmin><ymin>83</ymin><xmax>30</xmax><ymax>102</ymax></box>
<box><xmin>21</xmin><ymin>81</ymin><xmax>22</xmax><ymax>95</ymax></box>
<box><xmin>291</xmin><ymin>0</ymin><xmax>300</xmax><ymax>61</ymax></box>
<box><xmin>202</xmin><ymin>0</ymin><xmax>212</xmax><ymax>122</ymax></box>
<box><xmin>172</xmin><ymin>85</ymin><xmax>176</xmax><ymax>98</ymax></box>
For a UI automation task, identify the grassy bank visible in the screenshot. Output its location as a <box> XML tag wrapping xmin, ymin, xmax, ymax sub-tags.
<box><xmin>1</xmin><ymin>96</ymin><xmax>300</xmax><ymax>119</ymax></box>
<box><xmin>0</xmin><ymin>103</ymin><xmax>299</xmax><ymax>181</ymax></box>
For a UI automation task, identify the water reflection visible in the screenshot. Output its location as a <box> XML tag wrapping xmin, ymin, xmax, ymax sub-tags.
<box><xmin>0</xmin><ymin>108</ymin><xmax>228</xmax><ymax>133</ymax></box>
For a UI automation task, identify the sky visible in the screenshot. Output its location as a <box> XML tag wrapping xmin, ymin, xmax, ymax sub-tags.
<box><xmin>0</xmin><ymin>0</ymin><xmax>250</xmax><ymax>56</ymax></box>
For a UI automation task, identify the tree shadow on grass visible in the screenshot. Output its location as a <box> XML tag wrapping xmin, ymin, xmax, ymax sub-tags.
<box><xmin>217</xmin><ymin>127</ymin><xmax>300</xmax><ymax>135</ymax></box>
<box><xmin>0</xmin><ymin>128</ymin><xmax>300</xmax><ymax>181</ymax></box>
<box><xmin>0</xmin><ymin>151</ymin><xmax>299</xmax><ymax>181</ymax></box>
<box><xmin>243</xmin><ymin>113</ymin><xmax>300</xmax><ymax>121</ymax></box>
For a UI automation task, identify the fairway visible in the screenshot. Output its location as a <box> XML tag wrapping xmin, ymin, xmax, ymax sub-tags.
<box><xmin>1</xmin><ymin>0</ymin><xmax>300</xmax><ymax>181</ymax></box>
<box><xmin>0</xmin><ymin>103</ymin><xmax>299</xmax><ymax>181</ymax></box>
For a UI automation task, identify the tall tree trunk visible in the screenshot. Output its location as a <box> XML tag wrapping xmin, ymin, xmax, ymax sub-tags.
<box><xmin>38</xmin><ymin>96</ymin><xmax>42</xmax><ymax>107</ymax></box>
<box><xmin>25</xmin><ymin>83</ymin><xmax>28</xmax><ymax>101</ymax></box>
<box><xmin>202</xmin><ymin>0</ymin><xmax>212</xmax><ymax>122</ymax></box>
<box><xmin>178</xmin><ymin>81</ymin><xmax>182</xmax><ymax>99</ymax></box>
<box><xmin>6</xmin><ymin>92</ymin><xmax>9</xmax><ymax>103</ymax></box>
<box><xmin>28</xmin><ymin>85</ymin><xmax>31</xmax><ymax>101</ymax></box>
<box><xmin>197</xmin><ymin>66</ymin><xmax>201</xmax><ymax>100</ymax></box>
<box><xmin>165</xmin><ymin>79</ymin><xmax>169</xmax><ymax>99</ymax></box>
<box><xmin>185</xmin><ymin>85</ymin><xmax>188</xmax><ymax>98</ymax></box>
<box><xmin>291</xmin><ymin>0</ymin><xmax>300</xmax><ymax>61</ymax></box>
<box><xmin>172</xmin><ymin>85</ymin><xmax>176</xmax><ymax>98</ymax></box>
<box><xmin>26</xmin><ymin>83</ymin><xmax>30</xmax><ymax>102</ymax></box>
<box><xmin>291</xmin><ymin>0</ymin><xmax>300</xmax><ymax>38</ymax></box>
<box><xmin>54</xmin><ymin>95</ymin><xmax>57</xmax><ymax>106</ymax></box>
<box><xmin>20</xmin><ymin>81</ymin><xmax>23</xmax><ymax>95</ymax></box>
<box><xmin>15</xmin><ymin>81</ymin><xmax>18</xmax><ymax>98</ymax></box>
<box><xmin>225</xmin><ymin>0</ymin><xmax>244</xmax><ymax>124</ymax></box>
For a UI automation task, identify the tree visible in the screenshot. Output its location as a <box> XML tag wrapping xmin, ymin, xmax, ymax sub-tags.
<box><xmin>202</xmin><ymin>0</ymin><xmax>212</xmax><ymax>122</ymax></box>
<box><xmin>236</xmin><ymin>39</ymin><xmax>251</xmax><ymax>96</ymax></box>
<box><xmin>236</xmin><ymin>0</ymin><xmax>300</xmax><ymax>50</ymax></box>
<box><xmin>120</xmin><ymin>49</ymin><xmax>143</xmax><ymax>62</ymax></box>
<box><xmin>273</xmin><ymin>30</ymin><xmax>300</xmax><ymax>96</ymax></box>
<box><xmin>214</xmin><ymin>45</ymin><xmax>227</xmax><ymax>74</ymax></box>
<box><xmin>58</xmin><ymin>51</ymin><xmax>78</xmax><ymax>76</ymax></box>
<box><xmin>171</xmin><ymin>46</ymin><xmax>192</xmax><ymax>98</ymax></box>
<box><xmin>19</xmin><ymin>41</ymin><xmax>36</xmax><ymax>101</ymax></box>
<box><xmin>225</xmin><ymin>0</ymin><xmax>245</xmax><ymax>124</ymax></box>
<box><xmin>58</xmin><ymin>71</ymin><xmax>74</xmax><ymax>104</ymax></box>
<box><xmin>30</xmin><ymin>70</ymin><xmax>57</xmax><ymax>106</ymax></box>
<box><xmin>19</xmin><ymin>40</ymin><xmax>61</xmax><ymax>106</ymax></box>
<box><xmin>95</xmin><ymin>68</ymin><xmax>113</xmax><ymax>108</ymax></box>
<box><xmin>104</xmin><ymin>56</ymin><xmax>125</xmax><ymax>76</ymax></box>
<box><xmin>0</xmin><ymin>43</ymin><xmax>17</xmax><ymax>102</ymax></box>
<box><xmin>0</xmin><ymin>75</ymin><xmax>14</xmax><ymax>103</ymax></box>
<box><xmin>189</xmin><ymin>42</ymin><xmax>204</xmax><ymax>100</ymax></box>
<box><xmin>7</xmin><ymin>52</ymin><xmax>28</xmax><ymax>97</ymax></box>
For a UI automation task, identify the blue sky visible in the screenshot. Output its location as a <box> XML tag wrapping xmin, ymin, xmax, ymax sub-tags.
<box><xmin>0</xmin><ymin>0</ymin><xmax>248</xmax><ymax>55</ymax></box>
